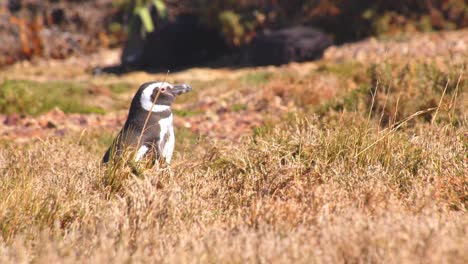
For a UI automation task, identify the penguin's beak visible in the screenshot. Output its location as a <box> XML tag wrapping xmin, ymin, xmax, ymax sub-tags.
<box><xmin>171</xmin><ymin>84</ymin><xmax>192</xmax><ymax>96</ymax></box>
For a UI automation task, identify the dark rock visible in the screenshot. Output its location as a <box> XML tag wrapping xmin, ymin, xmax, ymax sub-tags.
<box><xmin>121</xmin><ymin>14</ymin><xmax>227</xmax><ymax>70</ymax></box>
<box><xmin>50</xmin><ymin>8</ymin><xmax>65</xmax><ymax>25</ymax></box>
<box><xmin>7</xmin><ymin>0</ymin><xmax>21</xmax><ymax>12</ymax></box>
<box><xmin>248</xmin><ymin>26</ymin><xmax>333</xmax><ymax>66</ymax></box>
<box><xmin>4</xmin><ymin>114</ymin><xmax>20</xmax><ymax>126</ymax></box>
<box><xmin>46</xmin><ymin>121</ymin><xmax>57</xmax><ymax>129</ymax></box>
<box><xmin>54</xmin><ymin>129</ymin><xmax>67</xmax><ymax>137</ymax></box>
<box><xmin>78</xmin><ymin>116</ymin><xmax>88</xmax><ymax>125</ymax></box>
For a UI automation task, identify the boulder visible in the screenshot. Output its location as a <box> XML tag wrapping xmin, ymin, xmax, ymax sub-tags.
<box><xmin>121</xmin><ymin>14</ymin><xmax>227</xmax><ymax>70</ymax></box>
<box><xmin>248</xmin><ymin>26</ymin><xmax>333</xmax><ymax>66</ymax></box>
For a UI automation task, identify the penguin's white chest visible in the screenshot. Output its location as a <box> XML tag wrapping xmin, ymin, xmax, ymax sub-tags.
<box><xmin>158</xmin><ymin>114</ymin><xmax>175</xmax><ymax>163</ymax></box>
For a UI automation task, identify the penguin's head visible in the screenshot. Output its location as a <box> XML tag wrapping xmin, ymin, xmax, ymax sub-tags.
<box><xmin>138</xmin><ymin>81</ymin><xmax>192</xmax><ymax>112</ymax></box>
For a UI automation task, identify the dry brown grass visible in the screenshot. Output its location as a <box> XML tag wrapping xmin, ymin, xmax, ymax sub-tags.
<box><xmin>0</xmin><ymin>110</ymin><xmax>466</xmax><ymax>263</ymax></box>
<box><xmin>0</xmin><ymin>52</ymin><xmax>466</xmax><ymax>263</ymax></box>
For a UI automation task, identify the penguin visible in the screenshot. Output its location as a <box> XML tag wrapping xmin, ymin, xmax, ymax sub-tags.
<box><xmin>103</xmin><ymin>81</ymin><xmax>192</xmax><ymax>165</ymax></box>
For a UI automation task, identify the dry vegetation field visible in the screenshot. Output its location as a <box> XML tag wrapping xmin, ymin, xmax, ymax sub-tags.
<box><xmin>0</xmin><ymin>30</ymin><xmax>467</xmax><ymax>263</ymax></box>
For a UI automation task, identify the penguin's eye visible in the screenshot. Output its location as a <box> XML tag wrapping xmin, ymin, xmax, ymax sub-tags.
<box><xmin>159</xmin><ymin>87</ymin><xmax>166</xmax><ymax>93</ymax></box>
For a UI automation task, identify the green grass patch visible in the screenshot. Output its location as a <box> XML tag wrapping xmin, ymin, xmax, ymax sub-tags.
<box><xmin>240</xmin><ymin>71</ymin><xmax>273</xmax><ymax>85</ymax></box>
<box><xmin>231</xmin><ymin>103</ymin><xmax>247</xmax><ymax>112</ymax></box>
<box><xmin>316</xmin><ymin>61</ymin><xmax>367</xmax><ymax>82</ymax></box>
<box><xmin>0</xmin><ymin>80</ymin><xmax>106</xmax><ymax>115</ymax></box>
<box><xmin>175</xmin><ymin>127</ymin><xmax>200</xmax><ymax>147</ymax></box>
<box><xmin>81</xmin><ymin>129</ymin><xmax>116</xmax><ymax>150</ymax></box>
<box><xmin>173</xmin><ymin>109</ymin><xmax>203</xmax><ymax>117</ymax></box>
<box><xmin>314</xmin><ymin>85</ymin><xmax>368</xmax><ymax>115</ymax></box>
<box><xmin>108</xmin><ymin>82</ymin><xmax>134</xmax><ymax>94</ymax></box>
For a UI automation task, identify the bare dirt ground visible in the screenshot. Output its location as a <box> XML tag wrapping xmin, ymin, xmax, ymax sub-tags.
<box><xmin>0</xmin><ymin>29</ymin><xmax>467</xmax><ymax>143</ymax></box>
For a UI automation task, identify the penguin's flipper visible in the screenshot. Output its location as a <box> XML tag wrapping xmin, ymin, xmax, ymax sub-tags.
<box><xmin>102</xmin><ymin>147</ymin><xmax>111</xmax><ymax>163</ymax></box>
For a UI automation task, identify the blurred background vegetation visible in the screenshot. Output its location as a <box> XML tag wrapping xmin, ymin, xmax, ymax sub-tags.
<box><xmin>1</xmin><ymin>0</ymin><xmax>467</xmax><ymax>65</ymax></box>
<box><xmin>167</xmin><ymin>0</ymin><xmax>468</xmax><ymax>45</ymax></box>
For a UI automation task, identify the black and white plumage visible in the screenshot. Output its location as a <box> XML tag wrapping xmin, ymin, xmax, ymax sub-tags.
<box><xmin>102</xmin><ymin>81</ymin><xmax>192</xmax><ymax>164</ymax></box>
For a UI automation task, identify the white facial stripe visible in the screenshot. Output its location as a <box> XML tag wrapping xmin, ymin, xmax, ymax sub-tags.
<box><xmin>140</xmin><ymin>82</ymin><xmax>172</xmax><ymax>112</ymax></box>
<box><xmin>135</xmin><ymin>145</ymin><xmax>149</xmax><ymax>161</ymax></box>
